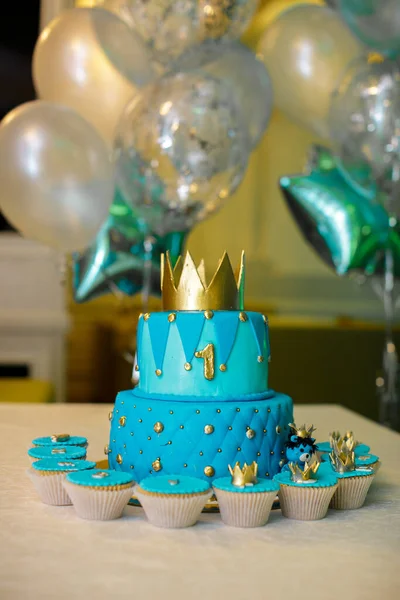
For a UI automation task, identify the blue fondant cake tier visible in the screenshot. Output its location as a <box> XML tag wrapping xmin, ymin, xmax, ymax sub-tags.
<box><xmin>108</xmin><ymin>388</ymin><xmax>293</xmax><ymax>482</ymax></box>
<box><xmin>135</xmin><ymin>311</ymin><xmax>270</xmax><ymax>397</ymax></box>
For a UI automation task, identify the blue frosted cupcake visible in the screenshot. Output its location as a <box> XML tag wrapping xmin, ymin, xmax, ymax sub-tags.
<box><xmin>28</xmin><ymin>458</ymin><xmax>96</xmax><ymax>506</ymax></box>
<box><xmin>28</xmin><ymin>445</ymin><xmax>87</xmax><ymax>463</ymax></box>
<box><xmin>213</xmin><ymin>462</ymin><xmax>279</xmax><ymax>527</ymax></box>
<box><xmin>135</xmin><ymin>475</ymin><xmax>212</xmax><ymax>528</ymax></box>
<box><xmin>32</xmin><ymin>434</ymin><xmax>88</xmax><ymax>448</ymax></box>
<box><xmin>274</xmin><ymin>466</ymin><xmax>338</xmax><ymax>521</ymax></box>
<box><xmin>64</xmin><ymin>469</ymin><xmax>135</xmax><ymax>520</ymax></box>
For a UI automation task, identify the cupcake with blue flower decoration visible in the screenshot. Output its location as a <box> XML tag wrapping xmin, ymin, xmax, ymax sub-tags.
<box><xmin>213</xmin><ymin>462</ymin><xmax>279</xmax><ymax>527</ymax></box>
<box><xmin>28</xmin><ymin>445</ymin><xmax>87</xmax><ymax>463</ymax></box>
<box><xmin>64</xmin><ymin>469</ymin><xmax>135</xmax><ymax>520</ymax></box>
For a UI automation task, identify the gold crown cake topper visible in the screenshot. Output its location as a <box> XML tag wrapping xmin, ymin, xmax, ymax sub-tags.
<box><xmin>228</xmin><ymin>461</ymin><xmax>258</xmax><ymax>487</ymax></box>
<box><xmin>288</xmin><ymin>423</ymin><xmax>316</xmax><ymax>439</ymax></box>
<box><xmin>161</xmin><ymin>250</ymin><xmax>245</xmax><ymax>311</ymax></box>
<box><xmin>289</xmin><ymin>456</ymin><xmax>321</xmax><ymax>483</ymax></box>
<box><xmin>329</xmin><ymin>436</ymin><xmax>356</xmax><ymax>473</ymax></box>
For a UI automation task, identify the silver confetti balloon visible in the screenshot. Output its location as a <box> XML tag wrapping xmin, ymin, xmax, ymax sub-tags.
<box><xmin>329</xmin><ymin>57</ymin><xmax>400</xmax><ymax>202</ymax></box>
<box><xmin>113</xmin><ymin>72</ymin><xmax>249</xmax><ymax>234</ymax></box>
<box><xmin>171</xmin><ymin>40</ymin><xmax>273</xmax><ymax>147</ymax></box>
<box><xmin>100</xmin><ymin>0</ymin><xmax>258</xmax><ymax>65</ymax></box>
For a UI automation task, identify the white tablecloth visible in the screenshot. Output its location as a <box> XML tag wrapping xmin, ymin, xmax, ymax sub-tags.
<box><xmin>0</xmin><ymin>403</ymin><xmax>399</xmax><ymax>600</ymax></box>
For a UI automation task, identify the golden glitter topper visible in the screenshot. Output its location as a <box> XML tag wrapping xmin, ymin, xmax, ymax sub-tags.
<box><xmin>161</xmin><ymin>250</ymin><xmax>245</xmax><ymax>311</ymax></box>
<box><xmin>228</xmin><ymin>461</ymin><xmax>258</xmax><ymax>487</ymax></box>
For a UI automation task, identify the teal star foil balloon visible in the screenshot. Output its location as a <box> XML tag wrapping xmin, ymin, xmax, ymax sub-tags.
<box><xmin>279</xmin><ymin>145</ymin><xmax>391</xmax><ymax>276</ymax></box>
<box><xmin>73</xmin><ymin>190</ymin><xmax>187</xmax><ymax>303</ymax></box>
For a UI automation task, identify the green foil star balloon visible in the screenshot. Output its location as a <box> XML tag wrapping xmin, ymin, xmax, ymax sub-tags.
<box><xmin>73</xmin><ymin>189</ymin><xmax>187</xmax><ymax>303</ymax></box>
<box><xmin>280</xmin><ymin>145</ymin><xmax>394</xmax><ymax>276</ymax></box>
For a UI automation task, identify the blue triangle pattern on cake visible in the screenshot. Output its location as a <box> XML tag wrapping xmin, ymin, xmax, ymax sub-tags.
<box><xmin>147</xmin><ymin>314</ymin><xmax>171</xmax><ymax>371</ymax></box>
<box><xmin>248</xmin><ymin>312</ymin><xmax>266</xmax><ymax>358</ymax></box>
<box><xmin>175</xmin><ymin>312</ymin><xmax>205</xmax><ymax>363</ymax></box>
<box><xmin>212</xmin><ymin>312</ymin><xmax>240</xmax><ymax>365</ymax></box>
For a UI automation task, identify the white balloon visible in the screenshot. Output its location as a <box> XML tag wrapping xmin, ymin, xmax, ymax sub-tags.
<box><xmin>33</xmin><ymin>7</ymin><xmax>156</xmax><ymax>146</ymax></box>
<box><xmin>259</xmin><ymin>4</ymin><xmax>363</xmax><ymax>138</ymax></box>
<box><xmin>0</xmin><ymin>101</ymin><xmax>114</xmax><ymax>252</ymax></box>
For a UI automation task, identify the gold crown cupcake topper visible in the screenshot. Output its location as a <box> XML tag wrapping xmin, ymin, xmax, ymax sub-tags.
<box><xmin>228</xmin><ymin>461</ymin><xmax>258</xmax><ymax>487</ymax></box>
<box><xmin>329</xmin><ymin>437</ymin><xmax>355</xmax><ymax>473</ymax></box>
<box><xmin>289</xmin><ymin>456</ymin><xmax>321</xmax><ymax>483</ymax></box>
<box><xmin>161</xmin><ymin>250</ymin><xmax>245</xmax><ymax>311</ymax></box>
<box><xmin>329</xmin><ymin>431</ymin><xmax>356</xmax><ymax>453</ymax></box>
<box><xmin>288</xmin><ymin>423</ymin><xmax>316</xmax><ymax>439</ymax></box>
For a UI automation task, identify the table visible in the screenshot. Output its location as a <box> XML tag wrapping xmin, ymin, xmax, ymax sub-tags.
<box><xmin>1</xmin><ymin>403</ymin><xmax>399</xmax><ymax>600</ymax></box>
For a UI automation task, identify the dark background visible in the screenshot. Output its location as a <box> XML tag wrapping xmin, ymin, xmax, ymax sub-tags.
<box><xmin>0</xmin><ymin>0</ymin><xmax>40</xmax><ymax>231</ymax></box>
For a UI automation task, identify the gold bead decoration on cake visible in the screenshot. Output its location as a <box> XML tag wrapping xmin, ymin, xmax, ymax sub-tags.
<box><xmin>121</xmin><ymin>400</ymin><xmax>124</xmax><ymax>405</ymax></box>
<box><xmin>134</xmin><ymin>364</ymin><xmax>139</xmax><ymax>371</ymax></box>
<box><xmin>204</xmin><ymin>310</ymin><xmax>214</xmax><ymax>320</ymax></box>
<box><xmin>217</xmin><ymin>448</ymin><xmax>222</xmax><ymax>453</ymax></box>
<box><xmin>281</xmin><ymin>450</ymin><xmax>285</xmax><ymax>455</ymax></box>
<box><xmin>108</xmin><ymin>411</ymin><xmax>113</xmax><ymax>421</ymax></box>
<box><xmin>276</xmin><ymin>426</ymin><xmax>281</xmax><ymax>434</ymax></box>
<box><xmin>104</xmin><ymin>444</ymin><xmax>110</xmax><ymax>455</ymax></box>
<box><xmin>263</xmin><ymin>315</ymin><xmax>269</xmax><ymax>324</ymax></box>
<box><xmin>263</xmin><ymin>429</ymin><xmax>267</xmax><ymax>434</ymax></box>
<box><xmin>237</xmin><ymin>447</ymin><xmax>241</xmax><ymax>452</ymax></box>
<box><xmin>236</xmin><ymin>408</ymin><xmax>240</xmax><ymax>412</ymax></box>
<box><xmin>216</xmin><ymin>409</ymin><xmax>221</xmax><ymax>413</ymax></box>
<box><xmin>50</xmin><ymin>433</ymin><xmax>70</xmax><ymax>443</ymax></box>
<box><xmin>204</xmin><ymin>466</ymin><xmax>215</xmax><ymax>477</ymax></box>
<box><xmin>219</xmin><ymin>364</ymin><xmax>227</xmax><ymax>372</ymax></box>
<box><xmin>265</xmin><ymin>472</ymin><xmax>269</xmax><ymax>477</ymax></box>
<box><xmin>204</xmin><ymin>425</ymin><xmax>214</xmax><ymax>435</ymax></box>
<box><xmin>184</xmin><ymin>362</ymin><xmax>192</xmax><ymax>371</ymax></box>
<box><xmin>116</xmin><ymin>454</ymin><xmax>123</xmax><ymax>464</ymax></box>
<box><xmin>196</xmin><ymin>409</ymin><xmax>200</xmax><ymax>414</ymax></box>
<box><xmin>168</xmin><ymin>313</ymin><xmax>176</xmax><ymax>322</ymax></box>
<box><xmin>279</xmin><ymin>459</ymin><xmax>285</xmax><ymax>467</ymax></box>
<box><xmin>123</xmin><ymin>444</ymin><xmax>126</xmax><ymax>449</ymax></box>
<box><xmin>139</xmin><ymin>313</ymin><xmax>143</xmax><ymax>319</ymax></box>
<box><xmin>270</xmin><ymin>451</ymin><xmax>274</xmax><ymax>455</ymax></box>
<box><xmin>130</xmin><ymin>465</ymin><xmax>134</xmax><ymax>469</ymax></box>
<box><xmin>254</xmin><ymin>409</ymin><xmax>259</xmax><ymax>413</ymax></box>
<box><xmin>139</xmin><ymin>450</ymin><xmax>143</xmax><ymax>454</ymax></box>
<box><xmin>130</xmin><ymin>432</ymin><xmax>134</xmax><ymax>436</ymax></box>
<box><xmin>239</xmin><ymin>311</ymin><xmax>247</xmax><ymax>322</ymax></box>
<box><xmin>183</xmin><ymin>463</ymin><xmax>188</xmax><ymax>468</ymax></box>
<box><xmin>143</xmin><ymin>313</ymin><xmax>150</xmax><ymax>321</ymax></box>
<box><xmin>155</xmin><ymin>369</ymin><xmax>162</xmax><ymax>377</ymax></box>
<box><xmin>169</xmin><ymin>410</ymin><xmax>174</xmax><ymax>415</ymax></box>
<box><xmin>119</xmin><ymin>416</ymin><xmax>126</xmax><ymax>427</ymax></box>
<box><xmin>147</xmin><ymin>436</ymin><xmax>151</xmax><ymax>441</ymax></box>
<box><xmin>152</xmin><ymin>459</ymin><xmax>162</xmax><ymax>472</ymax></box>
<box><xmin>148</xmin><ymin>407</ymin><xmax>152</xmax><ymax>412</ymax></box>
<box><xmin>167</xmin><ymin>441</ymin><xmax>172</xmax><ymax>445</ymax></box>
<box><xmin>180</xmin><ymin>425</ymin><xmax>184</xmax><ymax>429</ymax></box>
<box><xmin>228</xmin><ymin>426</ymin><xmax>232</xmax><ymax>430</ymax></box>
<box><xmin>267</xmin><ymin>408</ymin><xmax>271</xmax><ymax>413</ymax></box>
<box><xmin>138</xmin><ymin>419</ymin><xmax>142</xmax><ymax>423</ymax></box>
<box><xmin>257</xmin><ymin>452</ymin><xmax>261</xmax><ymax>457</ymax></box>
<box><xmin>199</xmin><ymin>451</ymin><xmax>204</xmax><ymax>456</ymax></box>
<box><xmin>257</xmin><ymin>356</ymin><xmax>264</xmax><ymax>363</ymax></box>
<box><xmin>246</xmin><ymin>429</ymin><xmax>256</xmax><ymax>439</ymax></box>
<box><xmin>154</xmin><ymin>422</ymin><xmax>164</xmax><ymax>433</ymax></box>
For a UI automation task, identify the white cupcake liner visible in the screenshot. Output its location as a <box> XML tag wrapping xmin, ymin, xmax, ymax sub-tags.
<box><xmin>330</xmin><ymin>474</ymin><xmax>375</xmax><ymax>510</ymax></box>
<box><xmin>213</xmin><ymin>489</ymin><xmax>277</xmax><ymax>528</ymax></box>
<box><xmin>27</xmin><ymin>469</ymin><xmax>72</xmax><ymax>506</ymax></box>
<box><xmin>279</xmin><ymin>483</ymin><xmax>338</xmax><ymax>521</ymax></box>
<box><xmin>63</xmin><ymin>481</ymin><xmax>135</xmax><ymax>520</ymax></box>
<box><xmin>135</xmin><ymin>488</ymin><xmax>212</xmax><ymax>528</ymax></box>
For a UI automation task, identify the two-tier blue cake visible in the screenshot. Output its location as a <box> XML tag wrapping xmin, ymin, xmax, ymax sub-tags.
<box><xmin>108</xmin><ymin>251</ymin><xmax>293</xmax><ymax>482</ymax></box>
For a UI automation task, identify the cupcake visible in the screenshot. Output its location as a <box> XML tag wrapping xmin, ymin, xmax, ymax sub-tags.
<box><xmin>135</xmin><ymin>475</ymin><xmax>212</xmax><ymax>528</ymax></box>
<box><xmin>274</xmin><ymin>459</ymin><xmax>338</xmax><ymax>521</ymax></box>
<box><xmin>355</xmin><ymin>453</ymin><xmax>380</xmax><ymax>472</ymax></box>
<box><xmin>213</xmin><ymin>462</ymin><xmax>279</xmax><ymax>528</ymax></box>
<box><xmin>32</xmin><ymin>434</ymin><xmax>88</xmax><ymax>448</ymax></box>
<box><xmin>64</xmin><ymin>469</ymin><xmax>135</xmax><ymax>520</ymax></box>
<box><xmin>28</xmin><ymin>445</ymin><xmax>87</xmax><ymax>463</ymax></box>
<box><xmin>28</xmin><ymin>458</ymin><xmax>96</xmax><ymax>506</ymax></box>
<box><xmin>328</xmin><ymin>438</ymin><xmax>376</xmax><ymax>510</ymax></box>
